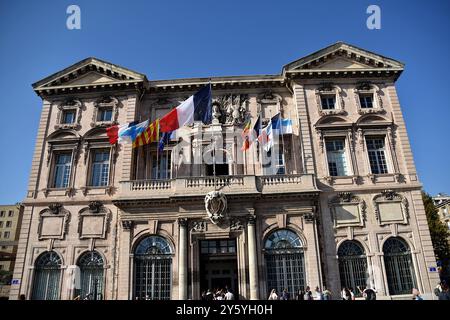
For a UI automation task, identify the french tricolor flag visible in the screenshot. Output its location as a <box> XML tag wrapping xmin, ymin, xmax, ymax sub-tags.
<box><xmin>159</xmin><ymin>84</ymin><xmax>212</xmax><ymax>132</ymax></box>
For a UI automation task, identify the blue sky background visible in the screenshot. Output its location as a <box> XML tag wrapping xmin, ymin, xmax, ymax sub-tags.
<box><xmin>0</xmin><ymin>0</ymin><xmax>449</xmax><ymax>203</ymax></box>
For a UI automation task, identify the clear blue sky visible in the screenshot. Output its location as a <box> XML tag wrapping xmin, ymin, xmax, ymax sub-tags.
<box><xmin>0</xmin><ymin>0</ymin><xmax>449</xmax><ymax>203</ymax></box>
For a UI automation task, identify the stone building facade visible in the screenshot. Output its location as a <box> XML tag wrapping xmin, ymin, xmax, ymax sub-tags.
<box><xmin>10</xmin><ymin>42</ymin><xmax>439</xmax><ymax>300</ymax></box>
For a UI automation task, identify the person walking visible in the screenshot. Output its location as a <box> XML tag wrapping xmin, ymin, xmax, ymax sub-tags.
<box><xmin>349</xmin><ymin>288</ymin><xmax>355</xmax><ymax>300</ymax></box>
<box><xmin>224</xmin><ymin>288</ymin><xmax>235</xmax><ymax>300</ymax></box>
<box><xmin>281</xmin><ymin>288</ymin><xmax>290</xmax><ymax>300</ymax></box>
<box><xmin>296</xmin><ymin>289</ymin><xmax>305</xmax><ymax>300</ymax></box>
<box><xmin>341</xmin><ymin>287</ymin><xmax>351</xmax><ymax>300</ymax></box>
<box><xmin>438</xmin><ymin>282</ymin><xmax>450</xmax><ymax>300</ymax></box>
<box><xmin>358</xmin><ymin>286</ymin><xmax>376</xmax><ymax>300</ymax></box>
<box><xmin>268</xmin><ymin>289</ymin><xmax>279</xmax><ymax>300</ymax></box>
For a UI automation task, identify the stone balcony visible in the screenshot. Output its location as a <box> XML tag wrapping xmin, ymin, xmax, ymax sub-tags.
<box><xmin>118</xmin><ymin>174</ymin><xmax>317</xmax><ymax>200</ymax></box>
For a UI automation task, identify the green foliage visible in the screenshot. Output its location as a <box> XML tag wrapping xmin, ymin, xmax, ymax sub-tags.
<box><xmin>422</xmin><ymin>192</ymin><xmax>450</xmax><ymax>261</ymax></box>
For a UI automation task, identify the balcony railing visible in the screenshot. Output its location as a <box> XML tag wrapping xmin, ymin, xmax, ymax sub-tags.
<box><xmin>119</xmin><ymin>174</ymin><xmax>316</xmax><ymax>200</ymax></box>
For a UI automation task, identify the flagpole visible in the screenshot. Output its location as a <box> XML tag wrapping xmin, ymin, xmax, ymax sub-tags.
<box><xmin>288</xmin><ymin>107</ymin><xmax>297</xmax><ymax>174</ymax></box>
<box><xmin>278</xmin><ymin>102</ymin><xmax>286</xmax><ymax>175</ymax></box>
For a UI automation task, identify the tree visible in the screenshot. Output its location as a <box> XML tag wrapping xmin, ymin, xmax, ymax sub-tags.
<box><xmin>422</xmin><ymin>192</ymin><xmax>450</xmax><ymax>279</ymax></box>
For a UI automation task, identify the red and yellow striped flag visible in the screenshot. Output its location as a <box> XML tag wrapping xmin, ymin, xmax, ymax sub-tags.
<box><xmin>241</xmin><ymin>118</ymin><xmax>252</xmax><ymax>151</ymax></box>
<box><xmin>132</xmin><ymin>119</ymin><xmax>160</xmax><ymax>148</ymax></box>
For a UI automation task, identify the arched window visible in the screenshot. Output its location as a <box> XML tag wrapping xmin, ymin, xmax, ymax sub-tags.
<box><xmin>383</xmin><ymin>237</ymin><xmax>417</xmax><ymax>295</ymax></box>
<box><xmin>264</xmin><ymin>229</ymin><xmax>305</xmax><ymax>297</ymax></box>
<box><xmin>338</xmin><ymin>241</ymin><xmax>368</xmax><ymax>293</ymax></box>
<box><xmin>31</xmin><ymin>251</ymin><xmax>62</xmax><ymax>300</ymax></box>
<box><xmin>133</xmin><ymin>235</ymin><xmax>172</xmax><ymax>300</ymax></box>
<box><xmin>77</xmin><ymin>251</ymin><xmax>104</xmax><ymax>300</ymax></box>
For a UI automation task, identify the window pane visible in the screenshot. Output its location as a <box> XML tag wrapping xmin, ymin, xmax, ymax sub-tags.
<box><xmin>151</xmin><ymin>152</ymin><xmax>172</xmax><ymax>179</ymax></box>
<box><xmin>53</xmin><ymin>153</ymin><xmax>72</xmax><ymax>188</ymax></box>
<box><xmin>326</xmin><ymin>139</ymin><xmax>349</xmax><ymax>176</ymax></box>
<box><xmin>62</xmin><ymin>110</ymin><xmax>76</xmax><ymax>124</ymax></box>
<box><xmin>321</xmin><ymin>96</ymin><xmax>336</xmax><ymax>110</ymax></box>
<box><xmin>98</xmin><ymin>108</ymin><xmax>113</xmax><ymax>122</ymax></box>
<box><xmin>366</xmin><ymin>137</ymin><xmax>388</xmax><ymax>174</ymax></box>
<box><xmin>359</xmin><ymin>94</ymin><xmax>373</xmax><ymax>108</ymax></box>
<box><xmin>90</xmin><ymin>149</ymin><xmax>110</xmax><ymax>186</ymax></box>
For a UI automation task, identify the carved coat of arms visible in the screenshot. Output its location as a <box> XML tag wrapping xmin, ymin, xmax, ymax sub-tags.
<box><xmin>204</xmin><ymin>191</ymin><xmax>227</xmax><ymax>224</ymax></box>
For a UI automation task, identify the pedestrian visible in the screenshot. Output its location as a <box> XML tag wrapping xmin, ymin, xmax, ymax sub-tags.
<box><xmin>412</xmin><ymin>288</ymin><xmax>423</xmax><ymax>300</ymax></box>
<box><xmin>268</xmin><ymin>289</ymin><xmax>279</xmax><ymax>300</ymax></box>
<box><xmin>205</xmin><ymin>289</ymin><xmax>214</xmax><ymax>300</ymax></box>
<box><xmin>281</xmin><ymin>288</ymin><xmax>290</xmax><ymax>300</ymax></box>
<box><xmin>304</xmin><ymin>286</ymin><xmax>313</xmax><ymax>300</ymax></box>
<box><xmin>323</xmin><ymin>287</ymin><xmax>332</xmax><ymax>300</ymax></box>
<box><xmin>296</xmin><ymin>289</ymin><xmax>305</xmax><ymax>300</ymax></box>
<box><xmin>19</xmin><ymin>294</ymin><xmax>26</xmax><ymax>301</ymax></box>
<box><xmin>314</xmin><ymin>286</ymin><xmax>324</xmax><ymax>300</ymax></box>
<box><xmin>438</xmin><ymin>282</ymin><xmax>450</xmax><ymax>300</ymax></box>
<box><xmin>224</xmin><ymin>288</ymin><xmax>234</xmax><ymax>300</ymax></box>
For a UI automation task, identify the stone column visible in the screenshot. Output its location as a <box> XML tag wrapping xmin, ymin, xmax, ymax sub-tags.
<box><xmin>118</xmin><ymin>220</ymin><xmax>133</xmax><ymax>300</ymax></box>
<box><xmin>303</xmin><ymin>212</ymin><xmax>323</xmax><ymax>291</ymax></box>
<box><xmin>178</xmin><ymin>218</ymin><xmax>188</xmax><ymax>300</ymax></box>
<box><xmin>247</xmin><ymin>216</ymin><xmax>259</xmax><ymax>300</ymax></box>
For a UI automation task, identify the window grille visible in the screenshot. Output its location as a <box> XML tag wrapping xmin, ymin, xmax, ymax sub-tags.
<box><xmin>31</xmin><ymin>251</ymin><xmax>62</xmax><ymax>300</ymax></box>
<box><xmin>337</xmin><ymin>241</ymin><xmax>368</xmax><ymax>294</ymax></box>
<box><xmin>133</xmin><ymin>236</ymin><xmax>172</xmax><ymax>300</ymax></box>
<box><xmin>53</xmin><ymin>153</ymin><xmax>72</xmax><ymax>188</ymax></box>
<box><xmin>326</xmin><ymin>139</ymin><xmax>349</xmax><ymax>176</ymax></box>
<box><xmin>90</xmin><ymin>149</ymin><xmax>110</xmax><ymax>186</ymax></box>
<box><xmin>383</xmin><ymin>237</ymin><xmax>416</xmax><ymax>295</ymax></box>
<box><xmin>78</xmin><ymin>251</ymin><xmax>104</xmax><ymax>300</ymax></box>
<box><xmin>366</xmin><ymin>137</ymin><xmax>388</xmax><ymax>174</ymax></box>
<box><xmin>264</xmin><ymin>229</ymin><xmax>305</xmax><ymax>297</ymax></box>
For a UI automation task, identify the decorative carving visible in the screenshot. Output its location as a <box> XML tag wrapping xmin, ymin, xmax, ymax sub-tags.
<box><xmin>121</xmin><ymin>220</ymin><xmax>134</xmax><ymax>230</ymax></box>
<box><xmin>229</xmin><ymin>218</ymin><xmax>244</xmax><ymax>231</ymax></box>
<box><xmin>88</xmin><ymin>201</ymin><xmax>103</xmax><ymax>213</ymax></box>
<box><xmin>247</xmin><ymin>215</ymin><xmax>256</xmax><ymax>225</ymax></box>
<box><xmin>205</xmin><ymin>191</ymin><xmax>227</xmax><ymax>225</ymax></box>
<box><xmin>48</xmin><ymin>203</ymin><xmax>63</xmax><ymax>215</ymax></box>
<box><xmin>304</xmin><ymin>212</ymin><xmax>315</xmax><ymax>223</ymax></box>
<box><xmin>211</xmin><ymin>94</ymin><xmax>249</xmax><ymax>125</ymax></box>
<box><xmin>190</xmin><ymin>220</ymin><xmax>207</xmax><ymax>232</ymax></box>
<box><xmin>354</xmin><ymin>82</ymin><xmax>384</xmax><ymax>114</ymax></box>
<box><xmin>315</xmin><ymin>83</ymin><xmax>345</xmax><ymax>116</ymax></box>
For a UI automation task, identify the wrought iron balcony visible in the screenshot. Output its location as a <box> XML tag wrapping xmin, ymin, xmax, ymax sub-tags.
<box><xmin>118</xmin><ymin>174</ymin><xmax>317</xmax><ymax>200</ymax></box>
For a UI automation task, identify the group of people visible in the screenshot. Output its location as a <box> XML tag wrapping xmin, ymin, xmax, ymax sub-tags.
<box><xmin>341</xmin><ymin>286</ymin><xmax>376</xmax><ymax>300</ymax></box>
<box><xmin>201</xmin><ymin>287</ymin><xmax>235</xmax><ymax>300</ymax></box>
<box><xmin>268</xmin><ymin>286</ymin><xmax>332</xmax><ymax>300</ymax></box>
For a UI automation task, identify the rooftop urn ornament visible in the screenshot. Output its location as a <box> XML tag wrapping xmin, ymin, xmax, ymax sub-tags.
<box><xmin>204</xmin><ymin>191</ymin><xmax>227</xmax><ymax>225</ymax></box>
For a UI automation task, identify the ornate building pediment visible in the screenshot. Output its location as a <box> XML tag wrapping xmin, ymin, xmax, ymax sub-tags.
<box><xmin>205</xmin><ymin>191</ymin><xmax>228</xmax><ymax>225</ymax></box>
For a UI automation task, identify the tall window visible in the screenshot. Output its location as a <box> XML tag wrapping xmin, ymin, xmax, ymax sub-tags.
<box><xmin>383</xmin><ymin>237</ymin><xmax>416</xmax><ymax>295</ymax></box>
<box><xmin>326</xmin><ymin>139</ymin><xmax>349</xmax><ymax>176</ymax></box>
<box><xmin>134</xmin><ymin>236</ymin><xmax>172</xmax><ymax>300</ymax></box>
<box><xmin>6</xmin><ymin>221</ymin><xmax>12</xmax><ymax>228</ymax></box>
<box><xmin>31</xmin><ymin>251</ymin><xmax>62</xmax><ymax>300</ymax></box>
<box><xmin>97</xmin><ymin>107</ymin><xmax>113</xmax><ymax>122</ymax></box>
<box><xmin>264</xmin><ymin>229</ymin><xmax>305</xmax><ymax>297</ymax></box>
<box><xmin>366</xmin><ymin>137</ymin><xmax>388</xmax><ymax>174</ymax></box>
<box><xmin>62</xmin><ymin>110</ymin><xmax>76</xmax><ymax>124</ymax></box>
<box><xmin>52</xmin><ymin>152</ymin><xmax>72</xmax><ymax>188</ymax></box>
<box><xmin>151</xmin><ymin>152</ymin><xmax>171</xmax><ymax>179</ymax></box>
<box><xmin>77</xmin><ymin>251</ymin><xmax>104</xmax><ymax>300</ymax></box>
<box><xmin>90</xmin><ymin>149</ymin><xmax>110</xmax><ymax>187</ymax></box>
<box><xmin>359</xmin><ymin>94</ymin><xmax>374</xmax><ymax>108</ymax></box>
<box><xmin>321</xmin><ymin>95</ymin><xmax>336</xmax><ymax>110</ymax></box>
<box><xmin>0</xmin><ymin>211</ymin><xmax>4</xmax><ymax>217</ymax></box>
<box><xmin>8</xmin><ymin>211</ymin><xmax>13</xmax><ymax>217</ymax></box>
<box><xmin>338</xmin><ymin>241</ymin><xmax>368</xmax><ymax>294</ymax></box>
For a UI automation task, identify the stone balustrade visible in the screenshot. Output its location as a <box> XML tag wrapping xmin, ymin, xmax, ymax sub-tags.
<box><xmin>119</xmin><ymin>174</ymin><xmax>316</xmax><ymax>199</ymax></box>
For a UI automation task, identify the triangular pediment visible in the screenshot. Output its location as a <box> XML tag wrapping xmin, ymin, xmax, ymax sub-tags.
<box><xmin>33</xmin><ymin>57</ymin><xmax>147</xmax><ymax>91</ymax></box>
<box><xmin>283</xmin><ymin>42</ymin><xmax>404</xmax><ymax>73</ymax></box>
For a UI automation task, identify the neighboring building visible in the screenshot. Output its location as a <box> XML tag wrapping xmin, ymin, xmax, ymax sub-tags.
<box><xmin>433</xmin><ymin>193</ymin><xmax>450</xmax><ymax>238</ymax></box>
<box><xmin>10</xmin><ymin>42</ymin><xmax>440</xmax><ymax>300</ymax></box>
<box><xmin>0</xmin><ymin>204</ymin><xmax>23</xmax><ymax>298</ymax></box>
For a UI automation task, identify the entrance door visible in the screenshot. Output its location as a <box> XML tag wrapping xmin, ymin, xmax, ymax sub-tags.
<box><xmin>199</xmin><ymin>239</ymin><xmax>238</xmax><ymax>298</ymax></box>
